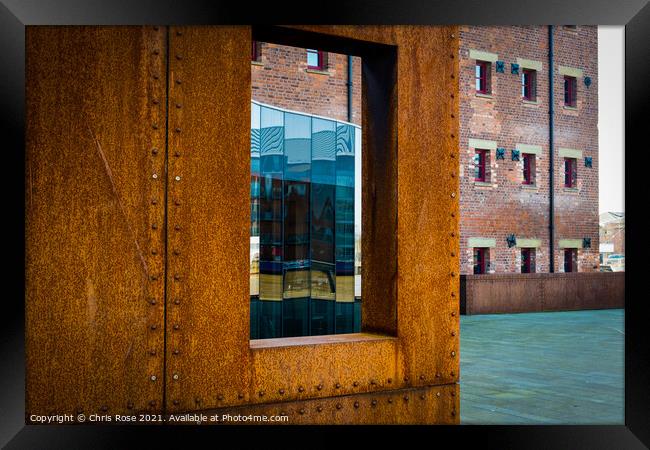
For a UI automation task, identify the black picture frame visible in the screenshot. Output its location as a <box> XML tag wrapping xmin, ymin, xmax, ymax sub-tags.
<box><xmin>1</xmin><ymin>0</ymin><xmax>646</xmax><ymax>448</ymax></box>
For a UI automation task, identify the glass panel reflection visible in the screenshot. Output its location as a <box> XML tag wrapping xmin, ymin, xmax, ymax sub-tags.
<box><xmin>251</xmin><ymin>101</ymin><xmax>361</xmax><ymax>338</ymax></box>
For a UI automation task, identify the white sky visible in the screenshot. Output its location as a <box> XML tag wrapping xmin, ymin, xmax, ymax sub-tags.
<box><xmin>598</xmin><ymin>26</ymin><xmax>625</xmax><ymax>214</ymax></box>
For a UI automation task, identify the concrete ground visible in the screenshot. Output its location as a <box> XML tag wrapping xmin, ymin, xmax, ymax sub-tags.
<box><xmin>460</xmin><ymin>309</ymin><xmax>624</xmax><ymax>424</ymax></box>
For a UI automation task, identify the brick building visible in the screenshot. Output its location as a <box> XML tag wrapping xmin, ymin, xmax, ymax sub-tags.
<box><xmin>250</xmin><ymin>25</ymin><xmax>599</xmax><ymax>301</ymax></box>
<box><xmin>458</xmin><ymin>25</ymin><xmax>599</xmax><ymax>275</ymax></box>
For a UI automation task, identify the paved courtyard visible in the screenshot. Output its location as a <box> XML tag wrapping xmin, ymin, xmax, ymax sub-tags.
<box><xmin>460</xmin><ymin>309</ymin><xmax>624</xmax><ymax>424</ymax></box>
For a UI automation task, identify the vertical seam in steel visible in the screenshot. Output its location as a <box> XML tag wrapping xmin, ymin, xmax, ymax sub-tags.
<box><xmin>161</xmin><ymin>25</ymin><xmax>171</xmax><ymax>413</ymax></box>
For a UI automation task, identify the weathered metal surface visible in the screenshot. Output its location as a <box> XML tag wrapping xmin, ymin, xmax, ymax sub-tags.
<box><xmin>200</xmin><ymin>384</ymin><xmax>459</xmax><ymax>425</ymax></box>
<box><xmin>460</xmin><ymin>272</ymin><xmax>625</xmax><ymax>315</ymax></box>
<box><xmin>164</xmin><ymin>26</ymin><xmax>252</xmax><ymax>412</ymax></box>
<box><xmin>26</xmin><ymin>26</ymin><xmax>168</xmax><ymax>416</ymax></box>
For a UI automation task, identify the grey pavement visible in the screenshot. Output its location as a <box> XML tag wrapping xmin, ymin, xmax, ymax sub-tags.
<box><xmin>460</xmin><ymin>309</ymin><xmax>624</xmax><ymax>424</ymax></box>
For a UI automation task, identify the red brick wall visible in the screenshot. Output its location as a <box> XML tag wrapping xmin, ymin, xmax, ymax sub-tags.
<box><xmin>251</xmin><ymin>42</ymin><xmax>362</xmax><ymax>125</ymax></box>
<box><xmin>458</xmin><ymin>26</ymin><xmax>599</xmax><ymax>274</ymax></box>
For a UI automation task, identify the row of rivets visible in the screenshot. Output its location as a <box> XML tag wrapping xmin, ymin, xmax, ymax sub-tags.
<box><xmin>450</xmin><ymin>28</ymin><xmax>460</xmax><ymax>369</ymax></box>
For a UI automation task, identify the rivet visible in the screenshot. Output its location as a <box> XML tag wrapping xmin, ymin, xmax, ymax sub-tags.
<box><xmin>127</xmin><ymin>402</ymin><xmax>134</xmax><ymax>409</ymax></box>
<box><xmin>451</xmin><ymin>252</ymin><xmax>456</xmax><ymax>257</ymax></box>
<box><xmin>152</xmin><ymin>173</ymin><xmax>158</xmax><ymax>179</ymax></box>
<box><xmin>149</xmin><ymin>298</ymin><xmax>156</xmax><ymax>305</ymax></box>
<box><xmin>176</xmin><ymin>30</ymin><xmax>183</xmax><ymax>36</ymax></box>
<box><xmin>371</xmin><ymin>400</ymin><xmax>377</xmax><ymax>407</ymax></box>
<box><xmin>152</xmin><ymin>147</ymin><xmax>158</xmax><ymax>155</ymax></box>
<box><xmin>299</xmin><ymin>408</ymin><xmax>305</xmax><ymax>415</ymax></box>
<box><xmin>451</xmin><ymin>192</ymin><xmax>456</xmax><ymax>198</ymax></box>
<box><xmin>451</xmin><ymin>34</ymin><xmax>455</xmax><ymax>38</ymax></box>
<box><xmin>176</xmin><ymin>79</ymin><xmax>182</xmax><ymax>85</ymax></box>
<box><xmin>419</xmin><ymin>375</ymin><xmax>425</xmax><ymax>381</ymax></box>
<box><xmin>317</xmin><ymin>406</ymin><xmax>322</xmax><ymax>412</ymax></box>
<box><xmin>451</xmin><ymin>134</ymin><xmax>455</xmax><ymax>138</ymax></box>
<box><xmin>451</xmin><ymin>351</ymin><xmax>456</xmax><ymax>357</ymax></box>
<box><xmin>336</xmin><ymin>403</ymin><xmax>342</xmax><ymax>410</ymax></box>
<box><xmin>435</xmin><ymin>373</ymin><xmax>441</xmax><ymax>378</ymax></box>
<box><xmin>175</xmin><ymin>175</ymin><xmax>181</xmax><ymax>181</ymax></box>
<box><xmin>176</xmin><ymin>103</ymin><xmax>182</xmax><ymax>108</ymax></box>
<box><xmin>153</xmin><ymin>74</ymin><xmax>159</xmax><ymax>80</ymax></box>
<box><xmin>175</xmin><ymin>225</ymin><xmax>181</xmax><ymax>231</ymax></box>
<box><xmin>153</xmin><ymin>49</ymin><xmax>160</xmax><ymax>55</ymax></box>
<box><xmin>280</xmin><ymin>411</ymin><xmax>287</xmax><ymax>416</ymax></box>
<box><xmin>176</xmin><ymin>54</ymin><xmax>183</xmax><ymax>60</ymax></box>
<box><xmin>149</xmin><ymin>400</ymin><xmax>156</xmax><ymax>407</ymax></box>
<box><xmin>259</xmin><ymin>391</ymin><xmax>264</xmax><ymax>397</ymax></box>
<box><xmin>404</xmin><ymin>377</ymin><xmax>409</xmax><ymax>382</ymax></box>
<box><xmin>388</xmin><ymin>398</ymin><xmax>393</xmax><ymax>403</ymax></box>
<box><xmin>452</xmin><ymin>411</ymin><xmax>456</xmax><ymax>417</ymax></box>
<box><xmin>353</xmin><ymin>381</ymin><xmax>359</xmax><ymax>387</ymax></box>
<box><xmin>451</xmin><ymin>93</ymin><xmax>455</xmax><ymax>98</ymax></box>
<box><xmin>150</xmin><ymin>274</ymin><xmax>158</xmax><ymax>280</ymax></box>
<box><xmin>151</xmin><ymin>249</ymin><xmax>157</xmax><ymax>255</ymax></box>
<box><xmin>298</xmin><ymin>386</ymin><xmax>304</xmax><ymax>393</ymax></box>
<box><xmin>150</xmin><ymin>324</ymin><xmax>157</xmax><ymax>330</ymax></box>
<box><xmin>451</xmin><ymin>292</ymin><xmax>456</xmax><ymax>297</ymax></box>
<box><xmin>173</xmin><ymin>249</ymin><xmax>180</xmax><ymax>256</ymax></box>
<box><xmin>450</xmin><ymin>153</ymin><xmax>456</xmax><ymax>158</ymax></box>
<box><xmin>151</xmin><ymin>199</ymin><xmax>158</xmax><ymax>205</ymax></box>
<box><xmin>279</xmin><ymin>389</ymin><xmax>285</xmax><ymax>395</ymax></box>
<box><xmin>149</xmin><ymin>349</ymin><xmax>156</xmax><ymax>356</ymax></box>
<box><xmin>174</xmin><ymin>274</ymin><xmax>181</xmax><ymax>280</ymax></box>
<box><xmin>451</xmin><ymin>272</ymin><xmax>456</xmax><ymax>277</ymax></box>
<box><xmin>195</xmin><ymin>398</ymin><xmax>201</xmax><ymax>404</ymax></box>
<box><xmin>451</xmin><ymin>114</ymin><xmax>455</xmax><ymax>118</ymax></box>
<box><xmin>152</xmin><ymin>224</ymin><xmax>158</xmax><ymax>230</ymax></box>
<box><xmin>238</xmin><ymin>393</ymin><xmax>244</xmax><ymax>399</ymax></box>
<box><xmin>101</xmin><ymin>405</ymin><xmax>108</xmax><ymax>412</ymax></box>
<box><xmin>150</xmin><ymin>375</ymin><xmax>157</xmax><ymax>381</ymax></box>
<box><xmin>175</xmin><ymin>128</ymin><xmax>181</xmax><ymax>133</ymax></box>
<box><xmin>452</xmin><ymin>311</ymin><xmax>456</xmax><ymax>316</ymax></box>
<box><xmin>436</xmin><ymin>392</ymin><xmax>441</xmax><ymax>397</ymax></box>
<box><xmin>317</xmin><ymin>384</ymin><xmax>323</xmax><ymax>390</ymax></box>
<box><xmin>174</xmin><ymin>298</ymin><xmax>181</xmax><ymax>305</ymax></box>
<box><xmin>175</xmin><ymin>200</ymin><xmax>181</xmax><ymax>206</ymax></box>
<box><xmin>335</xmin><ymin>383</ymin><xmax>340</xmax><ymax>389</ymax></box>
<box><xmin>152</xmin><ymin>123</ymin><xmax>158</xmax><ymax>130</ymax></box>
<box><xmin>152</xmin><ymin>99</ymin><xmax>159</xmax><ymax>105</ymax></box>
<box><xmin>451</xmin><ymin>74</ymin><xmax>455</xmax><ymax>79</ymax></box>
<box><xmin>451</xmin><ymin>172</ymin><xmax>455</xmax><ymax>178</ymax></box>
<box><xmin>173</xmin><ymin>399</ymin><xmax>179</xmax><ymax>405</ymax></box>
<box><xmin>387</xmin><ymin>378</ymin><xmax>392</xmax><ymax>384</ymax></box>
<box><xmin>153</xmin><ymin>26</ymin><xmax>159</xmax><ymax>31</ymax></box>
<box><xmin>451</xmin><ymin>212</ymin><xmax>456</xmax><ymax>217</ymax></box>
<box><xmin>174</xmin><ymin>151</ymin><xmax>181</xmax><ymax>157</ymax></box>
<box><xmin>450</xmin><ymin>54</ymin><xmax>454</xmax><ymax>58</ymax></box>
<box><xmin>451</xmin><ymin>232</ymin><xmax>455</xmax><ymax>237</ymax></box>
<box><xmin>173</xmin><ymin>324</ymin><xmax>180</xmax><ymax>330</ymax></box>
<box><xmin>173</xmin><ymin>349</ymin><xmax>180</xmax><ymax>355</ymax></box>
<box><xmin>451</xmin><ymin>371</ymin><xmax>456</xmax><ymax>377</ymax></box>
<box><xmin>404</xmin><ymin>395</ymin><xmax>409</xmax><ymax>402</ymax></box>
<box><xmin>173</xmin><ymin>373</ymin><xmax>179</xmax><ymax>380</ymax></box>
<box><xmin>451</xmin><ymin>331</ymin><xmax>456</xmax><ymax>336</ymax></box>
<box><xmin>354</xmin><ymin>401</ymin><xmax>360</xmax><ymax>408</ymax></box>
<box><xmin>370</xmin><ymin>379</ymin><xmax>376</xmax><ymax>385</ymax></box>
<box><xmin>451</xmin><ymin>391</ymin><xmax>456</xmax><ymax>397</ymax></box>
<box><xmin>420</xmin><ymin>394</ymin><xmax>425</xmax><ymax>400</ymax></box>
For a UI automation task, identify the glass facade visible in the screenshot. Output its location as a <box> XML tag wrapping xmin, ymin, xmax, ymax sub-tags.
<box><xmin>250</xmin><ymin>101</ymin><xmax>361</xmax><ymax>339</ymax></box>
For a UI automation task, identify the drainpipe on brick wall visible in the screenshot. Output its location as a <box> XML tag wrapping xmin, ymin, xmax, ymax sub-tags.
<box><xmin>347</xmin><ymin>55</ymin><xmax>353</xmax><ymax>122</ymax></box>
<box><xmin>548</xmin><ymin>25</ymin><xmax>555</xmax><ymax>272</ymax></box>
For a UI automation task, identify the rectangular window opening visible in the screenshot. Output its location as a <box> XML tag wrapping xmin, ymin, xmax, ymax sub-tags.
<box><xmin>474</xmin><ymin>149</ymin><xmax>489</xmax><ymax>182</ymax></box>
<box><xmin>564</xmin><ymin>75</ymin><xmax>577</xmax><ymax>107</ymax></box>
<box><xmin>475</xmin><ymin>61</ymin><xmax>491</xmax><ymax>94</ymax></box>
<box><xmin>251</xmin><ymin>40</ymin><xmax>363</xmax><ymax>339</ymax></box>
<box><xmin>521</xmin><ymin>248</ymin><xmax>536</xmax><ymax>273</ymax></box>
<box><xmin>522</xmin><ymin>69</ymin><xmax>537</xmax><ymax>101</ymax></box>
<box><xmin>522</xmin><ymin>153</ymin><xmax>535</xmax><ymax>185</ymax></box>
<box><xmin>473</xmin><ymin>248</ymin><xmax>489</xmax><ymax>274</ymax></box>
<box><xmin>564</xmin><ymin>248</ymin><xmax>578</xmax><ymax>272</ymax></box>
<box><xmin>564</xmin><ymin>157</ymin><xmax>577</xmax><ymax>187</ymax></box>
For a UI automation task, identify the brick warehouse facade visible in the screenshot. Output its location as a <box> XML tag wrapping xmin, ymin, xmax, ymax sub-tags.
<box><xmin>252</xmin><ymin>25</ymin><xmax>599</xmax><ymax>275</ymax></box>
<box><xmin>458</xmin><ymin>25</ymin><xmax>599</xmax><ymax>275</ymax></box>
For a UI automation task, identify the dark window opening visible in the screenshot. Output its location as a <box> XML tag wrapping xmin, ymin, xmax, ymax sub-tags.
<box><xmin>522</xmin><ymin>69</ymin><xmax>537</xmax><ymax>101</ymax></box>
<box><xmin>564</xmin><ymin>157</ymin><xmax>577</xmax><ymax>187</ymax></box>
<box><xmin>521</xmin><ymin>248</ymin><xmax>536</xmax><ymax>273</ymax></box>
<box><xmin>564</xmin><ymin>75</ymin><xmax>577</xmax><ymax>107</ymax></box>
<box><xmin>475</xmin><ymin>61</ymin><xmax>491</xmax><ymax>94</ymax></box>
<box><xmin>252</xmin><ymin>40</ymin><xmax>261</xmax><ymax>62</ymax></box>
<box><xmin>522</xmin><ymin>153</ymin><xmax>535</xmax><ymax>185</ymax></box>
<box><xmin>307</xmin><ymin>49</ymin><xmax>326</xmax><ymax>70</ymax></box>
<box><xmin>564</xmin><ymin>248</ymin><xmax>578</xmax><ymax>272</ymax></box>
<box><xmin>474</xmin><ymin>149</ymin><xmax>488</xmax><ymax>182</ymax></box>
<box><xmin>473</xmin><ymin>248</ymin><xmax>489</xmax><ymax>274</ymax></box>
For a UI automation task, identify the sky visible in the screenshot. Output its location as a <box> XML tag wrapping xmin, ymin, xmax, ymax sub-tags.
<box><xmin>598</xmin><ymin>26</ymin><xmax>624</xmax><ymax>214</ymax></box>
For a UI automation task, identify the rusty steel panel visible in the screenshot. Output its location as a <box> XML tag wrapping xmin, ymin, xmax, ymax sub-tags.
<box><xmin>460</xmin><ymin>272</ymin><xmax>625</xmax><ymax>315</ymax></box>
<box><xmin>201</xmin><ymin>384</ymin><xmax>459</xmax><ymax>425</ymax></box>
<box><xmin>169</xmin><ymin>25</ymin><xmax>460</xmax><ymax>422</ymax></box>
<box><xmin>26</xmin><ymin>26</ymin><xmax>168</xmax><ymax>416</ymax></box>
<box><xmin>164</xmin><ymin>26</ymin><xmax>252</xmax><ymax>412</ymax></box>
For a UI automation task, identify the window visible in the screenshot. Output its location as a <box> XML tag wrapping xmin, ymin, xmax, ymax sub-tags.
<box><xmin>473</xmin><ymin>248</ymin><xmax>489</xmax><ymax>274</ymax></box>
<box><xmin>521</xmin><ymin>248</ymin><xmax>535</xmax><ymax>273</ymax></box>
<box><xmin>475</xmin><ymin>61</ymin><xmax>490</xmax><ymax>94</ymax></box>
<box><xmin>522</xmin><ymin>69</ymin><xmax>537</xmax><ymax>101</ymax></box>
<box><xmin>564</xmin><ymin>157</ymin><xmax>577</xmax><ymax>187</ymax></box>
<box><xmin>251</xmin><ymin>40</ymin><xmax>261</xmax><ymax>62</ymax></box>
<box><xmin>564</xmin><ymin>75</ymin><xmax>577</xmax><ymax>107</ymax></box>
<box><xmin>473</xmin><ymin>149</ymin><xmax>488</xmax><ymax>182</ymax></box>
<box><xmin>564</xmin><ymin>248</ymin><xmax>577</xmax><ymax>272</ymax></box>
<box><xmin>307</xmin><ymin>49</ymin><xmax>326</xmax><ymax>70</ymax></box>
<box><xmin>522</xmin><ymin>153</ymin><xmax>535</xmax><ymax>185</ymax></box>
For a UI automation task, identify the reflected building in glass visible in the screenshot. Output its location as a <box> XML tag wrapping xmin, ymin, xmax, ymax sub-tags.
<box><xmin>250</xmin><ymin>101</ymin><xmax>361</xmax><ymax>339</ymax></box>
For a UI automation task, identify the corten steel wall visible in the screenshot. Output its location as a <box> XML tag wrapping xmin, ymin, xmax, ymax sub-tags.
<box><xmin>26</xmin><ymin>25</ymin><xmax>461</xmax><ymax>424</ymax></box>
<box><xmin>251</xmin><ymin>42</ymin><xmax>362</xmax><ymax>125</ymax></box>
<box><xmin>460</xmin><ymin>272</ymin><xmax>624</xmax><ymax>315</ymax></box>
<box><xmin>458</xmin><ymin>26</ymin><xmax>599</xmax><ymax>274</ymax></box>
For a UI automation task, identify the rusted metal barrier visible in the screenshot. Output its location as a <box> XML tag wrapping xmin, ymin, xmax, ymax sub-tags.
<box><xmin>460</xmin><ymin>272</ymin><xmax>624</xmax><ymax>315</ymax></box>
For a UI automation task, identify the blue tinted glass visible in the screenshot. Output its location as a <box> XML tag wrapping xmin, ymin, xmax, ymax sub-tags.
<box><xmin>307</xmin><ymin>49</ymin><xmax>319</xmax><ymax>67</ymax></box>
